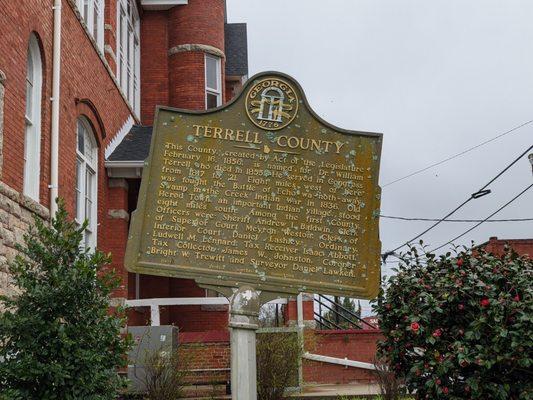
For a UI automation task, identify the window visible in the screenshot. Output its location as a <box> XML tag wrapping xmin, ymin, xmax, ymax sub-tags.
<box><xmin>117</xmin><ymin>0</ymin><xmax>140</xmax><ymax>115</ymax></box>
<box><xmin>23</xmin><ymin>34</ymin><xmax>42</xmax><ymax>201</ymax></box>
<box><xmin>205</xmin><ymin>54</ymin><xmax>222</xmax><ymax>109</ymax></box>
<box><xmin>76</xmin><ymin>0</ymin><xmax>105</xmax><ymax>50</ymax></box>
<box><xmin>76</xmin><ymin>117</ymin><xmax>98</xmax><ymax>249</ymax></box>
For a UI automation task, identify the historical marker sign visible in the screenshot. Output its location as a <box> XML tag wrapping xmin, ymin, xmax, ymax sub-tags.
<box><xmin>125</xmin><ymin>72</ymin><xmax>382</xmax><ymax>298</ymax></box>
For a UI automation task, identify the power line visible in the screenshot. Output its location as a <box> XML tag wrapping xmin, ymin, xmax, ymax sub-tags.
<box><xmin>382</xmin><ymin>119</ymin><xmax>533</xmax><ymax>187</ymax></box>
<box><xmin>379</xmin><ymin>214</ymin><xmax>533</xmax><ymax>223</ymax></box>
<box><xmin>429</xmin><ymin>182</ymin><xmax>533</xmax><ymax>253</ymax></box>
<box><xmin>383</xmin><ymin>143</ymin><xmax>533</xmax><ymax>256</ymax></box>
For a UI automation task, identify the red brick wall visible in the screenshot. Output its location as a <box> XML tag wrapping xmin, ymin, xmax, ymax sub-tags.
<box><xmin>141</xmin><ymin>0</ymin><xmax>226</xmax><ymax>123</ymax></box>
<box><xmin>304</xmin><ymin>329</ymin><xmax>383</xmax><ymax>384</ymax></box>
<box><xmin>179</xmin><ymin>331</ymin><xmax>230</xmax><ymax>386</ymax></box>
<box><xmin>284</xmin><ymin>297</ymin><xmax>314</xmax><ymax>323</ymax></box>
<box><xmin>484</xmin><ymin>237</ymin><xmax>533</xmax><ymax>258</ymax></box>
<box><xmin>168</xmin><ymin>0</ymin><xmax>225</xmax><ymax>51</ymax></box>
<box><xmin>0</xmin><ymin>0</ymin><xmax>133</xmax><ymax>217</ymax></box>
<box><xmin>140</xmin><ymin>11</ymin><xmax>169</xmax><ymax>124</ymax></box>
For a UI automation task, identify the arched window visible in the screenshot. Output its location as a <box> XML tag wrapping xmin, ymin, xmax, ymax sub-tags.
<box><xmin>23</xmin><ymin>33</ymin><xmax>43</xmax><ymax>201</ymax></box>
<box><xmin>76</xmin><ymin>117</ymin><xmax>98</xmax><ymax>248</ymax></box>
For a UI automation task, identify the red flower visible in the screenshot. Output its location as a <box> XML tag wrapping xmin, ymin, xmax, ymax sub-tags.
<box><xmin>513</xmin><ymin>294</ymin><xmax>520</xmax><ymax>302</ymax></box>
<box><xmin>410</xmin><ymin>322</ymin><xmax>420</xmax><ymax>332</ymax></box>
<box><xmin>436</xmin><ymin>378</ymin><xmax>441</xmax><ymax>385</ymax></box>
<box><xmin>432</xmin><ymin>328</ymin><xmax>442</xmax><ymax>338</ymax></box>
<box><xmin>456</xmin><ymin>258</ymin><xmax>463</xmax><ymax>267</ymax></box>
<box><xmin>442</xmin><ymin>387</ymin><xmax>449</xmax><ymax>394</ymax></box>
<box><xmin>480</xmin><ymin>298</ymin><xmax>490</xmax><ymax>307</ymax></box>
<box><xmin>458</xmin><ymin>303</ymin><xmax>465</xmax><ymax>310</ymax></box>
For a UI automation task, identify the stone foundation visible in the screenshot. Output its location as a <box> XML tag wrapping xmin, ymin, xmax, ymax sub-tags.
<box><xmin>0</xmin><ymin>181</ymin><xmax>49</xmax><ymax>304</ymax></box>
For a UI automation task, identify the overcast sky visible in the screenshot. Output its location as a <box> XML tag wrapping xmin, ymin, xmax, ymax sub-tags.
<box><xmin>227</xmin><ymin>1</ymin><xmax>533</xmax><ymax>313</ymax></box>
<box><xmin>227</xmin><ymin>0</ymin><xmax>532</xmax><ymax>253</ymax></box>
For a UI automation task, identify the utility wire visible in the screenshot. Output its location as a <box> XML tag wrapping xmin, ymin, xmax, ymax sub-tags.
<box><xmin>383</xmin><ymin>143</ymin><xmax>533</xmax><ymax>256</ymax></box>
<box><xmin>382</xmin><ymin>119</ymin><xmax>533</xmax><ymax>187</ymax></box>
<box><xmin>429</xmin><ymin>182</ymin><xmax>533</xmax><ymax>253</ymax></box>
<box><xmin>380</xmin><ymin>215</ymin><xmax>533</xmax><ymax>223</ymax></box>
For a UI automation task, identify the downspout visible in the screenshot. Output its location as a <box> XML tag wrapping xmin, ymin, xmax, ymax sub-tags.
<box><xmin>50</xmin><ymin>0</ymin><xmax>62</xmax><ymax>216</ymax></box>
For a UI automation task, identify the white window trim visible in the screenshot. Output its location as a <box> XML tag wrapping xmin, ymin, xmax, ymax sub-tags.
<box><xmin>76</xmin><ymin>117</ymin><xmax>98</xmax><ymax>249</ymax></box>
<box><xmin>76</xmin><ymin>0</ymin><xmax>105</xmax><ymax>50</ymax></box>
<box><xmin>23</xmin><ymin>34</ymin><xmax>42</xmax><ymax>202</ymax></box>
<box><xmin>116</xmin><ymin>0</ymin><xmax>141</xmax><ymax>116</ymax></box>
<box><xmin>205</xmin><ymin>54</ymin><xmax>222</xmax><ymax>109</ymax></box>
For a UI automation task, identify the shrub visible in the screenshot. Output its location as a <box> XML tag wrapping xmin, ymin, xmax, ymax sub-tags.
<box><xmin>257</xmin><ymin>331</ymin><xmax>302</xmax><ymax>400</ymax></box>
<box><xmin>373</xmin><ymin>357</ymin><xmax>404</xmax><ymax>400</ymax></box>
<box><xmin>374</xmin><ymin>245</ymin><xmax>532</xmax><ymax>399</ymax></box>
<box><xmin>139</xmin><ymin>347</ymin><xmax>189</xmax><ymax>400</ymax></box>
<box><xmin>0</xmin><ymin>200</ymin><xmax>132</xmax><ymax>399</ymax></box>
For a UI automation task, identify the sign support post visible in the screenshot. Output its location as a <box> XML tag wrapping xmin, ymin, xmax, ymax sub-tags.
<box><xmin>228</xmin><ymin>286</ymin><xmax>261</xmax><ymax>400</ymax></box>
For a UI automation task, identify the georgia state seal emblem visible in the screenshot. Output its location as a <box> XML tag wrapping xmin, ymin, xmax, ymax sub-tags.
<box><xmin>245</xmin><ymin>77</ymin><xmax>298</xmax><ymax>130</ymax></box>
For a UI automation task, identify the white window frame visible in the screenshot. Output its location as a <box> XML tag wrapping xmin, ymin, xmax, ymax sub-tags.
<box><xmin>76</xmin><ymin>0</ymin><xmax>105</xmax><ymax>50</ymax></box>
<box><xmin>23</xmin><ymin>34</ymin><xmax>42</xmax><ymax>202</ymax></box>
<box><xmin>116</xmin><ymin>0</ymin><xmax>141</xmax><ymax>115</ymax></box>
<box><xmin>205</xmin><ymin>54</ymin><xmax>222</xmax><ymax>109</ymax></box>
<box><xmin>75</xmin><ymin>117</ymin><xmax>98</xmax><ymax>249</ymax></box>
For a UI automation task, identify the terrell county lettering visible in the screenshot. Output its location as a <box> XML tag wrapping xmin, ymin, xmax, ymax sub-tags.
<box><xmin>192</xmin><ymin>124</ymin><xmax>346</xmax><ymax>154</ymax></box>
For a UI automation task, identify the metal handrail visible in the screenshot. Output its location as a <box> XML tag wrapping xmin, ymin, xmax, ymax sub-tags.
<box><xmin>314</xmin><ymin>297</ymin><xmax>361</xmax><ymax>329</ymax></box>
<box><xmin>313</xmin><ymin>311</ymin><xmax>343</xmax><ymax>330</ymax></box>
<box><xmin>317</xmin><ymin>294</ymin><xmax>377</xmax><ymax>330</ymax></box>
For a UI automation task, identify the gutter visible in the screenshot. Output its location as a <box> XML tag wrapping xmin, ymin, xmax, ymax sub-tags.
<box><xmin>50</xmin><ymin>0</ymin><xmax>62</xmax><ymax>216</ymax></box>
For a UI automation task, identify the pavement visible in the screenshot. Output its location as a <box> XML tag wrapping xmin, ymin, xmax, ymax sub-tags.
<box><xmin>181</xmin><ymin>383</ymin><xmax>381</xmax><ymax>399</ymax></box>
<box><xmin>288</xmin><ymin>383</ymin><xmax>381</xmax><ymax>398</ymax></box>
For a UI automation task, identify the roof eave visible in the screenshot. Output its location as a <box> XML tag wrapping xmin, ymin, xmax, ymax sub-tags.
<box><xmin>105</xmin><ymin>160</ymin><xmax>144</xmax><ymax>178</ymax></box>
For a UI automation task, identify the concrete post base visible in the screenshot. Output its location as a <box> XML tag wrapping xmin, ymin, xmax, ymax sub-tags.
<box><xmin>228</xmin><ymin>286</ymin><xmax>261</xmax><ymax>400</ymax></box>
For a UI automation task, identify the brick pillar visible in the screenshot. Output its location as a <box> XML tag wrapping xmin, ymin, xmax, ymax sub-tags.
<box><xmin>284</xmin><ymin>294</ymin><xmax>316</xmax><ymax>328</ymax></box>
<box><xmin>167</xmin><ymin>0</ymin><xmax>226</xmax><ymax>110</ymax></box>
<box><xmin>103</xmin><ymin>178</ymin><xmax>130</xmax><ymax>302</ymax></box>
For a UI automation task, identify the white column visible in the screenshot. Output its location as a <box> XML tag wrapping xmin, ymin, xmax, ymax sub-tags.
<box><xmin>228</xmin><ymin>286</ymin><xmax>260</xmax><ymax>400</ymax></box>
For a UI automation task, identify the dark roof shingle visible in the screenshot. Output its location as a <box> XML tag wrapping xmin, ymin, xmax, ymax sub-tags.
<box><xmin>225</xmin><ymin>23</ymin><xmax>248</xmax><ymax>77</ymax></box>
<box><xmin>108</xmin><ymin>125</ymin><xmax>153</xmax><ymax>161</ymax></box>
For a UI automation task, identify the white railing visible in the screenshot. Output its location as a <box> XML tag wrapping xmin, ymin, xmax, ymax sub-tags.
<box><xmin>125</xmin><ymin>297</ymin><xmax>287</xmax><ymax>326</ymax></box>
<box><xmin>302</xmin><ymin>352</ymin><xmax>377</xmax><ymax>371</ymax></box>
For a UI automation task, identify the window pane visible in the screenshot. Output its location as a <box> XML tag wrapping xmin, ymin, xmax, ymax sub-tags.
<box><xmin>205</xmin><ymin>56</ymin><xmax>218</xmax><ymax>90</ymax></box>
<box><xmin>76</xmin><ymin>159</ymin><xmax>84</xmax><ymax>221</ymax></box>
<box><xmin>206</xmin><ymin>92</ymin><xmax>219</xmax><ymax>109</ymax></box>
<box><xmin>25</xmin><ymin>54</ymin><xmax>34</xmax><ymax>120</ymax></box>
<box><xmin>83</xmin><ymin>0</ymin><xmax>89</xmax><ymax>20</ymax></box>
<box><xmin>84</xmin><ymin>130</ymin><xmax>96</xmax><ymax>165</ymax></box>
<box><xmin>93</xmin><ymin>1</ymin><xmax>100</xmax><ymax>42</ymax></box>
<box><xmin>77</xmin><ymin>120</ymin><xmax>85</xmax><ymax>154</ymax></box>
<box><xmin>85</xmin><ymin>169</ymin><xmax>93</xmax><ymax>226</ymax></box>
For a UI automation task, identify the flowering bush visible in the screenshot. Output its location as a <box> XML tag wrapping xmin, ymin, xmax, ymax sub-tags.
<box><xmin>374</xmin><ymin>245</ymin><xmax>532</xmax><ymax>399</ymax></box>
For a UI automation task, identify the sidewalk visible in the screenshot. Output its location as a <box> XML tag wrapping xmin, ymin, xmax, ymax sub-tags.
<box><xmin>288</xmin><ymin>383</ymin><xmax>380</xmax><ymax>398</ymax></box>
<box><xmin>181</xmin><ymin>383</ymin><xmax>381</xmax><ymax>399</ymax></box>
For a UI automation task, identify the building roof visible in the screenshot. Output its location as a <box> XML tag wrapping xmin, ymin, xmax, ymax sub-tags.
<box><xmin>225</xmin><ymin>23</ymin><xmax>248</xmax><ymax>77</ymax></box>
<box><xmin>107</xmin><ymin>125</ymin><xmax>153</xmax><ymax>161</ymax></box>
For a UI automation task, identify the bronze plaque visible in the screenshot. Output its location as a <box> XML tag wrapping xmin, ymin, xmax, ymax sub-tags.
<box><xmin>125</xmin><ymin>72</ymin><xmax>382</xmax><ymax>298</ymax></box>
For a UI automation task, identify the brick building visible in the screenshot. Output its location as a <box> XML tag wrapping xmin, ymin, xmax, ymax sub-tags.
<box><xmin>0</xmin><ymin>0</ymin><xmax>248</xmax><ymax>330</ymax></box>
<box><xmin>482</xmin><ymin>236</ymin><xmax>533</xmax><ymax>258</ymax></box>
